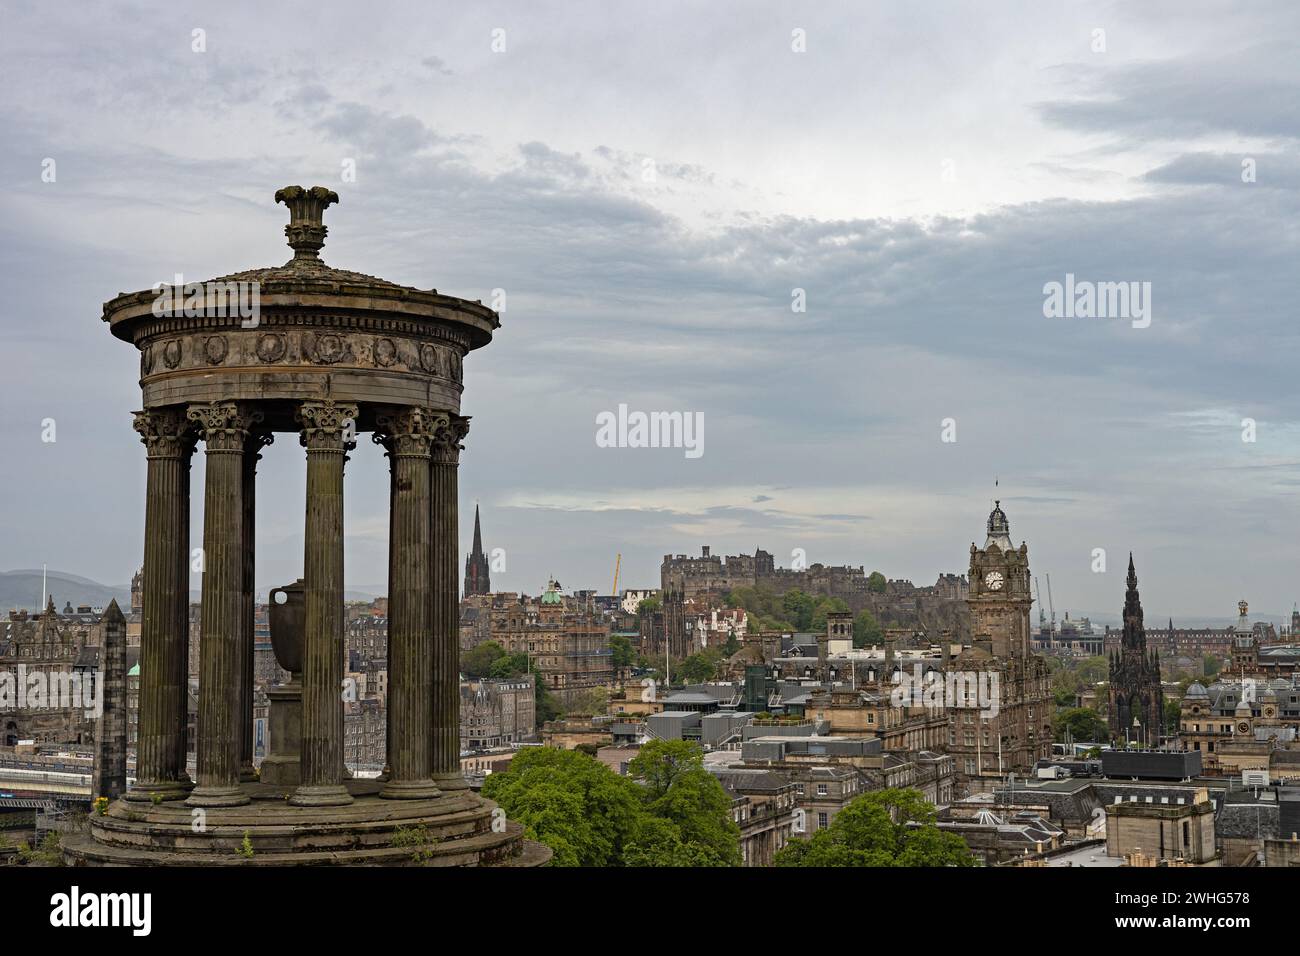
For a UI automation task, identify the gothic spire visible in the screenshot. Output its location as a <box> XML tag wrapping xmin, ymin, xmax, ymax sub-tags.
<box><xmin>1122</xmin><ymin>553</ymin><xmax>1145</xmax><ymax>650</ymax></box>
<box><xmin>472</xmin><ymin>503</ymin><xmax>483</xmax><ymax>554</ymax></box>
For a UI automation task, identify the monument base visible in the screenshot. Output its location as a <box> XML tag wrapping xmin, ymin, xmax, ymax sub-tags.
<box><xmin>63</xmin><ymin>777</ymin><xmax>550</xmax><ymax>867</ymax></box>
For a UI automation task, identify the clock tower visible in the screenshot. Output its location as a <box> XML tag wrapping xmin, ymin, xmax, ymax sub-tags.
<box><xmin>967</xmin><ymin>501</ymin><xmax>1032</xmax><ymax>658</ymax></box>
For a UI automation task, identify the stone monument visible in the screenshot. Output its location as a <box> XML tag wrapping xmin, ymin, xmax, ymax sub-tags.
<box><xmin>65</xmin><ymin>186</ymin><xmax>548</xmax><ymax>865</ymax></box>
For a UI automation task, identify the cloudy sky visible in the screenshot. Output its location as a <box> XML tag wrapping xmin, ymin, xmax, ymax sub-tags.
<box><xmin>2</xmin><ymin>0</ymin><xmax>1299</xmax><ymax>623</ymax></box>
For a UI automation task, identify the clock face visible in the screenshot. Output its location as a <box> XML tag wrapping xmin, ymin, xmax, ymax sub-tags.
<box><xmin>984</xmin><ymin>571</ymin><xmax>1005</xmax><ymax>591</ymax></box>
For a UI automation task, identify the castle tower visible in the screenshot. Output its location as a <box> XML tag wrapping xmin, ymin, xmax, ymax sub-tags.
<box><xmin>1107</xmin><ymin>554</ymin><xmax>1164</xmax><ymax>746</ymax></box>
<box><xmin>463</xmin><ymin>504</ymin><xmax>491</xmax><ymax>598</ymax></box>
<box><xmin>966</xmin><ymin>501</ymin><xmax>1032</xmax><ymax>658</ymax></box>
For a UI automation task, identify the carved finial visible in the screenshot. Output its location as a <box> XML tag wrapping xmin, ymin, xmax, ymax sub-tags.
<box><xmin>274</xmin><ymin>185</ymin><xmax>340</xmax><ymax>261</ymax></box>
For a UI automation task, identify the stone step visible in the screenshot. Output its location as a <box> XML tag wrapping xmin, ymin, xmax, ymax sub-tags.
<box><xmin>64</xmin><ymin>825</ymin><xmax>543</xmax><ymax>867</ymax></box>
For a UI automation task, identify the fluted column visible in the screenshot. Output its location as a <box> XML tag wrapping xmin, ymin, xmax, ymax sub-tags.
<box><xmin>376</xmin><ymin>407</ymin><xmax>444</xmax><ymax>799</ymax></box>
<box><xmin>290</xmin><ymin>400</ymin><xmax>356</xmax><ymax>807</ymax></box>
<box><xmin>239</xmin><ymin>432</ymin><xmax>272</xmax><ymax>781</ymax></box>
<box><xmin>186</xmin><ymin>402</ymin><xmax>261</xmax><ymax>807</ymax></box>
<box><xmin>430</xmin><ymin>415</ymin><xmax>470</xmax><ymax>789</ymax></box>
<box><xmin>125</xmin><ymin>408</ymin><xmax>194</xmax><ymax>803</ymax></box>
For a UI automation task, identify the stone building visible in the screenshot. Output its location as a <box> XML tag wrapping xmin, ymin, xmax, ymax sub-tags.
<box><xmin>1104</xmin><ymin>788</ymin><xmax>1216</xmax><ymax>863</ymax></box>
<box><xmin>711</xmin><ymin>768</ymin><xmax>799</xmax><ymax>866</ymax></box>
<box><xmin>1178</xmin><ymin>676</ymin><xmax>1300</xmax><ymax>774</ymax></box>
<box><xmin>489</xmin><ymin>580</ymin><xmax>614</xmax><ymax>704</ymax></box>
<box><xmin>1107</xmin><ymin>555</ymin><xmax>1164</xmax><ymax>747</ymax></box>
<box><xmin>460</xmin><ymin>675</ymin><xmax>537</xmax><ymax>750</ymax></box>
<box><xmin>946</xmin><ymin>501</ymin><xmax>1054</xmax><ymax>788</ymax></box>
<box><xmin>1</xmin><ymin>597</ymin><xmax>110</xmax><ymax>746</ymax></box>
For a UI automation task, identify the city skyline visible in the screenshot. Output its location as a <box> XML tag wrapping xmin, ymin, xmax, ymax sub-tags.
<box><xmin>5</xmin><ymin>1</ymin><xmax>1300</xmax><ymax>618</ymax></box>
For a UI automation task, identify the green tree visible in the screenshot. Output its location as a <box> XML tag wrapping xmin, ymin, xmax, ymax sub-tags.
<box><xmin>461</xmin><ymin>641</ymin><xmax>505</xmax><ymax>678</ymax></box>
<box><xmin>484</xmin><ymin>743</ymin><xmax>742</xmax><ymax>867</ymax></box>
<box><xmin>1204</xmin><ymin>654</ymin><xmax>1222</xmax><ymax>678</ymax></box>
<box><xmin>482</xmin><ymin>747</ymin><xmax>643</xmax><ymax>867</ymax></box>
<box><xmin>609</xmin><ymin>633</ymin><xmax>635</xmax><ymax>669</ymax></box>
<box><xmin>853</xmin><ymin>608</ymin><xmax>883</xmax><ymax>647</ymax></box>
<box><xmin>1053</xmin><ymin>706</ymin><xmax>1108</xmax><ymax>743</ymax></box>
<box><xmin>627</xmin><ymin>740</ymin><xmax>741</xmax><ymax>866</ymax></box>
<box><xmin>867</xmin><ymin>571</ymin><xmax>888</xmax><ymax>594</ymax></box>
<box><xmin>775</xmin><ymin>788</ymin><xmax>973</xmax><ymax>867</ymax></box>
<box><xmin>782</xmin><ymin>589</ymin><xmax>816</xmax><ymax>631</ymax></box>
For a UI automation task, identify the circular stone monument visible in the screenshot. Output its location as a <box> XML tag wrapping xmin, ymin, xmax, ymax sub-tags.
<box><xmin>64</xmin><ymin>186</ymin><xmax>548</xmax><ymax>866</ymax></box>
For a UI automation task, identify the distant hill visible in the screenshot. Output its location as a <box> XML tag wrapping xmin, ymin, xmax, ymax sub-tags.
<box><xmin>0</xmin><ymin>569</ymin><xmax>387</xmax><ymax>614</ymax></box>
<box><xmin>0</xmin><ymin>569</ymin><xmax>131</xmax><ymax>614</ymax></box>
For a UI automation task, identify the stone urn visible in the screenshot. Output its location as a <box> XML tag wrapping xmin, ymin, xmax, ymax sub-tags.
<box><xmin>261</xmin><ymin>579</ymin><xmax>305</xmax><ymax>786</ymax></box>
<box><xmin>268</xmin><ymin>579</ymin><xmax>305</xmax><ymax>678</ymax></box>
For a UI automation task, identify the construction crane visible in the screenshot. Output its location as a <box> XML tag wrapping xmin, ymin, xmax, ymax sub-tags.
<box><xmin>1045</xmin><ymin>573</ymin><xmax>1056</xmax><ymax>628</ymax></box>
<box><xmin>1035</xmin><ymin>576</ymin><xmax>1046</xmax><ymax>626</ymax></box>
<box><xmin>611</xmin><ymin>553</ymin><xmax>621</xmax><ymax>597</ymax></box>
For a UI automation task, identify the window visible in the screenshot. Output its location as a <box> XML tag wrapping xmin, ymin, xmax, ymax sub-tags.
<box><xmin>817</xmin><ymin>813</ymin><xmax>828</xmax><ymax>830</ymax></box>
<box><xmin>817</xmin><ymin>783</ymin><xmax>828</xmax><ymax>796</ymax></box>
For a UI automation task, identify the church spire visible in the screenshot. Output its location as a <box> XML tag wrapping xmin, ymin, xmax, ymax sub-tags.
<box><xmin>463</xmin><ymin>503</ymin><xmax>491</xmax><ymax>598</ymax></box>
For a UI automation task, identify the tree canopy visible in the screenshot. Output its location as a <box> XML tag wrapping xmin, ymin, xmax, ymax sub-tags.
<box><xmin>482</xmin><ymin>741</ymin><xmax>741</xmax><ymax>867</ymax></box>
<box><xmin>774</xmin><ymin>788</ymin><xmax>974</xmax><ymax>867</ymax></box>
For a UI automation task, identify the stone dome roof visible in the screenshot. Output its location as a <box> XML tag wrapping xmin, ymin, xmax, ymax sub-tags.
<box><xmin>1185</xmin><ymin>681</ymin><xmax>1209</xmax><ymax>698</ymax></box>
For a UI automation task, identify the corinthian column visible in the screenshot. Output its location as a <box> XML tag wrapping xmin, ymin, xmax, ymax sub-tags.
<box><xmin>290</xmin><ymin>400</ymin><xmax>357</xmax><ymax>807</ymax></box>
<box><xmin>186</xmin><ymin>402</ymin><xmax>262</xmax><ymax>807</ymax></box>
<box><xmin>376</xmin><ymin>407</ymin><xmax>444</xmax><ymax>799</ymax></box>
<box><xmin>239</xmin><ymin>431</ymin><xmax>273</xmax><ymax>781</ymax></box>
<box><xmin>430</xmin><ymin>415</ymin><xmax>471</xmax><ymax>790</ymax></box>
<box><xmin>125</xmin><ymin>407</ymin><xmax>194</xmax><ymax>803</ymax></box>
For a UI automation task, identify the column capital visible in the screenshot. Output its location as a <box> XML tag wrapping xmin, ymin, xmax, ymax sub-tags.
<box><xmin>374</xmin><ymin>406</ymin><xmax>446</xmax><ymax>459</ymax></box>
<box><xmin>133</xmin><ymin>407</ymin><xmax>194</xmax><ymax>459</ymax></box>
<box><xmin>431</xmin><ymin>414</ymin><xmax>470</xmax><ymax>465</ymax></box>
<box><xmin>297</xmin><ymin>400</ymin><xmax>358</xmax><ymax>452</ymax></box>
<box><xmin>187</xmin><ymin>402</ymin><xmax>264</xmax><ymax>453</ymax></box>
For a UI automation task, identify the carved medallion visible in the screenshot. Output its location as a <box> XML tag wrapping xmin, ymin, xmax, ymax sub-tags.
<box><xmin>316</xmin><ymin>333</ymin><xmax>344</xmax><ymax>364</ymax></box>
<box><xmin>256</xmin><ymin>332</ymin><xmax>287</xmax><ymax>363</ymax></box>
<box><xmin>420</xmin><ymin>343</ymin><xmax>441</xmax><ymax>375</ymax></box>
<box><xmin>448</xmin><ymin>350</ymin><xmax>462</xmax><ymax>382</ymax></box>
<box><xmin>141</xmin><ymin>344</ymin><xmax>154</xmax><ymax>375</ymax></box>
<box><xmin>374</xmin><ymin>337</ymin><xmax>398</xmax><ymax>367</ymax></box>
<box><xmin>163</xmin><ymin>340</ymin><xmax>182</xmax><ymax>369</ymax></box>
<box><xmin>204</xmin><ymin>335</ymin><xmax>228</xmax><ymax>365</ymax></box>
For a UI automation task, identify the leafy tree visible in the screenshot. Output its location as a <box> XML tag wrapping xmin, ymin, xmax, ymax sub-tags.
<box><xmin>782</xmin><ymin>589</ymin><xmax>816</xmax><ymax>630</ymax></box>
<box><xmin>482</xmin><ymin>747</ymin><xmax>643</xmax><ymax>867</ymax></box>
<box><xmin>484</xmin><ymin>742</ymin><xmax>741</xmax><ymax>867</ymax></box>
<box><xmin>775</xmin><ymin>788</ymin><xmax>973</xmax><ymax>867</ymax></box>
<box><xmin>461</xmin><ymin>640</ymin><xmax>505</xmax><ymax>678</ymax></box>
<box><xmin>853</xmin><ymin>608</ymin><xmax>883</xmax><ymax>647</ymax></box>
<box><xmin>1053</xmin><ymin>706</ymin><xmax>1108</xmax><ymax>743</ymax></box>
<box><xmin>867</xmin><ymin>571</ymin><xmax>888</xmax><ymax>594</ymax></box>
<box><xmin>609</xmin><ymin>633</ymin><xmax>635</xmax><ymax>669</ymax></box>
<box><xmin>627</xmin><ymin>740</ymin><xmax>741</xmax><ymax>866</ymax></box>
<box><xmin>1204</xmin><ymin>654</ymin><xmax>1222</xmax><ymax>678</ymax></box>
<box><xmin>676</xmin><ymin>648</ymin><xmax>724</xmax><ymax>684</ymax></box>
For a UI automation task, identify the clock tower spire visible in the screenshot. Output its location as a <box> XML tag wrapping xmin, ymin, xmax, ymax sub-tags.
<box><xmin>968</xmin><ymin>498</ymin><xmax>1032</xmax><ymax>658</ymax></box>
